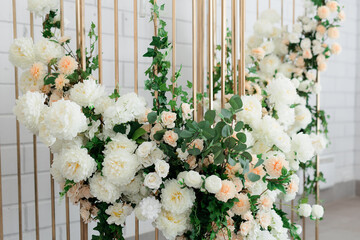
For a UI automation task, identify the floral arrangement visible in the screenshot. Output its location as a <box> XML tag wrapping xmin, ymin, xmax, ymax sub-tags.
<box><xmin>11</xmin><ymin>0</ymin><xmax>343</xmax><ymax>240</ymax></box>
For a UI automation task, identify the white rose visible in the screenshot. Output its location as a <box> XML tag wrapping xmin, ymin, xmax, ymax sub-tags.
<box><xmin>184</xmin><ymin>171</ymin><xmax>202</xmax><ymax>189</ymax></box>
<box><xmin>176</xmin><ymin>148</ymin><xmax>189</xmax><ymax>160</ymax></box>
<box><xmin>144</xmin><ymin>172</ymin><xmax>162</xmax><ymax>189</ymax></box>
<box><xmin>136</xmin><ymin>141</ymin><xmax>156</xmax><ymax>158</ymax></box>
<box><xmin>155</xmin><ymin>159</ymin><xmax>170</xmax><ymax>178</ymax></box>
<box><xmin>205</xmin><ymin>175</ymin><xmax>222</xmax><ymax>194</ymax></box>
<box><xmin>295</xmin><ymin>224</ymin><xmax>302</xmax><ymax>235</ymax></box>
<box><xmin>181</xmin><ymin>103</ymin><xmax>193</xmax><ymax>120</ymax></box>
<box><xmin>298</xmin><ymin>203</ymin><xmax>312</xmax><ymax>217</ymax></box>
<box><xmin>311</xmin><ymin>204</ymin><xmax>324</xmax><ymax>219</ymax></box>
<box><xmin>300</xmin><ymin>38</ymin><xmax>311</xmax><ymax>50</ymax></box>
<box><xmin>161</xmin><ymin>111</ymin><xmax>177</xmax><ymax>128</ymax></box>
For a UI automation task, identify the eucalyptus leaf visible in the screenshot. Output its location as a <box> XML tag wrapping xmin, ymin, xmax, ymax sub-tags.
<box><xmin>236</xmin><ymin>132</ymin><xmax>247</xmax><ymax>143</ymax></box>
<box><xmin>221</xmin><ymin>125</ymin><xmax>233</xmax><ymax>137</ymax></box>
<box><xmin>229</xmin><ymin>95</ymin><xmax>243</xmax><ymax>111</ymax></box>
<box><xmin>180</xmin><ymin>130</ymin><xmax>193</xmax><ymax>138</ymax></box>
<box><xmin>147</xmin><ymin>112</ymin><xmax>157</xmax><ymax>124</ymax></box>
<box><xmin>131</xmin><ymin>128</ymin><xmax>147</xmax><ymax>140</ymax></box>
<box><xmin>204</xmin><ymin>110</ymin><xmax>216</xmax><ymax>125</ymax></box>
<box><xmin>234</xmin><ymin>121</ymin><xmax>244</xmax><ymax>132</ymax></box>
<box><xmin>247</xmin><ymin>172</ymin><xmax>260</xmax><ymax>182</ymax></box>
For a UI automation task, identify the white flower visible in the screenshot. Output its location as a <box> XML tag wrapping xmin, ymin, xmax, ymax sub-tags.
<box><xmin>247</xmin><ymin>35</ymin><xmax>263</xmax><ymax>49</ymax></box>
<box><xmin>260</xmin><ymin>41</ymin><xmax>275</xmax><ymax>55</ymax></box>
<box><xmin>288</xmin><ymin>105</ymin><xmax>312</xmax><ymax>134</ymax></box>
<box><xmin>267</xmin><ymin>74</ymin><xmax>297</xmax><ymax>106</ymax></box>
<box><xmin>44</xmin><ymin>99</ymin><xmax>87</xmax><ymax>140</ymax></box>
<box><xmin>89</xmin><ymin>173</ymin><xmax>121</xmax><ymax>203</ymax></box>
<box><xmin>205</xmin><ymin>175</ymin><xmax>222</xmax><ymax>194</ymax></box>
<box><xmin>38</xmin><ymin>108</ymin><xmax>56</xmax><ymax>146</ymax></box>
<box><xmin>295</xmin><ymin>224</ymin><xmax>302</xmax><ymax>235</ymax></box>
<box><xmin>161</xmin><ymin>179</ymin><xmax>196</xmax><ymax>214</ymax></box>
<box><xmin>311</xmin><ymin>204</ymin><xmax>324</xmax><ymax>219</ymax></box>
<box><xmin>181</xmin><ymin>103</ymin><xmax>193</xmax><ymax>120</ymax></box>
<box><xmin>105</xmin><ymin>202</ymin><xmax>133</xmax><ymax>226</ymax></box>
<box><xmin>104</xmin><ymin>133</ymin><xmax>138</xmax><ymax>155</ymax></box>
<box><xmin>248</xmin><ymin>179</ymin><xmax>268</xmax><ymax>195</ymax></box>
<box><xmin>260</xmin><ymin>9</ymin><xmax>280</xmax><ymax>24</ymax></box>
<box><xmin>55</xmin><ymin>146</ymin><xmax>96</xmax><ymax>182</ymax></box>
<box><xmin>155</xmin><ymin>210</ymin><xmax>189</xmax><ymax>240</ymax></box>
<box><xmin>293</xmin><ymin>23</ymin><xmax>303</xmax><ymax>34</ymax></box>
<box><xmin>69</xmin><ymin>79</ymin><xmax>105</xmax><ymax>107</ymax></box>
<box><xmin>93</xmin><ymin>95</ymin><xmax>115</xmax><ymax>115</ymax></box>
<box><xmin>236</xmin><ymin>95</ymin><xmax>262</xmax><ymax>126</ymax></box>
<box><xmin>259</xmin><ymin>54</ymin><xmax>280</xmax><ymax>75</ymax></box>
<box><xmin>278</xmin><ymin>63</ymin><xmax>295</xmax><ymax>78</ymax></box>
<box><xmin>155</xmin><ymin>159</ymin><xmax>170</xmax><ymax>178</ymax></box>
<box><xmin>276</xmin><ymin>104</ymin><xmax>295</xmax><ymax>129</ymax></box>
<box><xmin>13</xmin><ymin>91</ymin><xmax>46</xmax><ymax>134</ymax></box>
<box><xmin>288</xmin><ymin>33</ymin><xmax>300</xmax><ymax>44</ymax></box>
<box><xmin>291</xmin><ymin>133</ymin><xmax>315</xmax><ymax>163</ymax></box>
<box><xmin>34</xmin><ymin>38</ymin><xmax>64</xmax><ymax>64</ymax></box>
<box><xmin>27</xmin><ymin>0</ymin><xmax>59</xmax><ymax>17</ymax></box>
<box><xmin>102</xmin><ymin>149</ymin><xmax>140</xmax><ymax>186</ymax></box>
<box><xmin>254</xmin><ymin>20</ymin><xmax>274</xmax><ymax>38</ymax></box>
<box><xmin>144</xmin><ymin>172</ymin><xmax>162</xmax><ymax>189</ymax></box>
<box><xmin>135</xmin><ymin>196</ymin><xmax>162</xmax><ymax>221</ymax></box>
<box><xmin>19</xmin><ymin>69</ymin><xmax>45</xmax><ymax>94</ymax></box>
<box><xmin>9</xmin><ymin>37</ymin><xmax>35</xmax><ymax>69</ymax></box>
<box><xmin>136</xmin><ymin>141</ymin><xmax>156</xmax><ymax>158</ymax></box>
<box><xmin>310</xmin><ymin>133</ymin><xmax>328</xmax><ymax>154</ymax></box>
<box><xmin>49</xmin><ymin>156</ymin><xmax>64</xmax><ymax>184</ymax></box>
<box><xmin>298</xmin><ymin>203</ymin><xmax>312</xmax><ymax>217</ymax></box>
<box><xmin>86</xmin><ymin>120</ymin><xmax>100</xmax><ymax>139</ymax></box>
<box><xmin>300</xmin><ymin>38</ymin><xmax>311</xmax><ymax>50</ymax></box>
<box><xmin>176</xmin><ymin>148</ymin><xmax>189</xmax><ymax>160</ymax></box>
<box><xmin>184</xmin><ymin>171</ymin><xmax>202</xmax><ymax>189</ymax></box>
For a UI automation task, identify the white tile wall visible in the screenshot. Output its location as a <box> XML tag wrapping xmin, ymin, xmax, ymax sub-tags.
<box><xmin>0</xmin><ymin>0</ymin><xmax>358</xmax><ymax>239</ymax></box>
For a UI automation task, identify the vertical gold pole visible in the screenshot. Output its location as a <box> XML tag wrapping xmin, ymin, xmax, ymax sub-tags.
<box><xmin>60</xmin><ymin>0</ymin><xmax>64</xmax><ymax>36</ymax></box>
<box><xmin>220</xmin><ymin>0</ymin><xmax>226</xmax><ymax>108</ymax></box>
<box><xmin>291</xmin><ymin>1</ymin><xmax>296</xmax><ymax>232</ymax></box>
<box><xmin>114</xmin><ymin>0</ymin><xmax>120</xmax><ymax>91</ymax></box>
<box><xmin>269</xmin><ymin>0</ymin><xmax>271</xmax><ymax>9</ymax></box>
<box><xmin>155</xmin><ymin>228</ymin><xmax>159</xmax><ymax>240</ymax></box>
<box><xmin>12</xmin><ymin>1</ymin><xmax>23</xmax><ymax>239</ymax></box>
<box><xmin>238</xmin><ymin>0</ymin><xmax>245</xmax><ymax>96</ymax></box>
<box><xmin>172</xmin><ymin>0</ymin><xmax>176</xmax><ymax>108</ymax></box>
<box><xmin>134</xmin><ymin>0</ymin><xmax>139</xmax><ymax>94</ymax></box>
<box><xmin>256</xmin><ymin>0</ymin><xmax>259</xmax><ymax>20</ymax></box>
<box><xmin>208</xmin><ymin>0</ymin><xmax>214</xmax><ymax>110</ymax></box>
<box><xmin>302</xmin><ymin>170</ymin><xmax>306</xmax><ymax>240</ymax></box>
<box><xmin>76</xmin><ymin>0</ymin><xmax>81</xmax><ymax>49</ymax></box>
<box><xmin>293</xmin><ymin>0</ymin><xmax>296</xmax><ymax>24</ymax></box>
<box><xmin>281</xmin><ymin>0</ymin><xmax>284</xmax><ymax>27</ymax></box>
<box><xmin>153</xmin><ymin>0</ymin><xmax>159</xmax><ymax>108</ymax></box>
<box><xmin>315</xmin><ymin>72</ymin><xmax>320</xmax><ymax>240</ymax></box>
<box><xmin>197</xmin><ymin>0</ymin><xmax>205</xmax><ymax>120</ymax></box>
<box><xmin>0</xmin><ymin>146</ymin><xmax>4</xmax><ymax>240</ymax></box>
<box><xmin>29</xmin><ymin>12</ymin><xmax>40</xmax><ymax>240</ymax></box>
<box><xmin>192</xmin><ymin>0</ymin><xmax>198</xmax><ymax>121</ymax></box>
<box><xmin>50</xmin><ymin>153</ymin><xmax>56</xmax><ymax>240</ymax></box>
<box><xmin>212</xmin><ymin>0</ymin><xmax>216</xmax><ymax>69</ymax></box>
<box><xmin>97</xmin><ymin>0</ymin><xmax>103</xmax><ymax>84</ymax></box>
<box><xmin>231</xmin><ymin>0</ymin><xmax>237</xmax><ymax>94</ymax></box>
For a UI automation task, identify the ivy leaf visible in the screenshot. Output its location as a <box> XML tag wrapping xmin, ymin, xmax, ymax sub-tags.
<box><xmin>131</xmin><ymin>128</ymin><xmax>147</xmax><ymax>140</ymax></box>
<box><xmin>247</xmin><ymin>172</ymin><xmax>260</xmax><ymax>182</ymax></box>
<box><xmin>109</xmin><ymin>89</ymin><xmax>120</xmax><ymax>99</ymax></box>
<box><xmin>147</xmin><ymin>112</ymin><xmax>158</xmax><ymax>124</ymax></box>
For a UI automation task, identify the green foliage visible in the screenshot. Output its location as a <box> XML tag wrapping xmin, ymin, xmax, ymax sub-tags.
<box><xmin>274</xmin><ymin>206</ymin><xmax>301</xmax><ymax>240</ymax></box>
<box><xmin>59</xmin><ymin>179</ymin><xmax>75</xmax><ymax>198</ymax></box>
<box><xmin>83</xmin><ymin>136</ymin><xmax>106</xmax><ymax>171</ymax></box>
<box><xmin>42</xmin><ymin>11</ymin><xmax>60</xmax><ymax>39</ymax></box>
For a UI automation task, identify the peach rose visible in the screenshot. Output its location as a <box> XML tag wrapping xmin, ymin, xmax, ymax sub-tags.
<box><xmin>287</xmin><ymin>178</ymin><xmax>299</xmax><ymax>194</ymax></box>
<box><xmin>318</xmin><ymin>62</ymin><xmax>327</xmax><ymax>72</ymax></box>
<box><xmin>289</xmin><ymin>52</ymin><xmax>298</xmax><ymax>61</ymax></box>
<box><xmin>30</xmin><ymin>62</ymin><xmax>46</xmax><ymax>80</ymax></box>
<box><xmin>59</xmin><ymin>36</ymin><xmax>71</xmax><ymax>44</ymax></box>
<box><xmin>189</xmin><ymin>138</ymin><xmax>204</xmax><ymax>151</ymax></box>
<box><xmin>303</xmin><ymin>49</ymin><xmax>313</xmax><ymax>59</ymax></box>
<box><xmin>161</xmin><ymin>111</ymin><xmax>177</xmax><ymax>128</ymax></box>
<box><xmin>163</xmin><ymin>130</ymin><xmax>178</xmax><ymax>147</ymax></box>
<box><xmin>316</xmin><ymin>25</ymin><xmax>326</xmax><ymax>35</ymax></box>
<box><xmin>256</xmin><ymin>210</ymin><xmax>271</xmax><ymax>229</ymax></box>
<box><xmin>58</xmin><ymin>56</ymin><xmax>78</xmax><ymax>75</ymax></box>
<box><xmin>139</xmin><ymin>108</ymin><xmax>153</xmax><ymax>124</ymax></box>
<box><xmin>317</xmin><ymin>6</ymin><xmax>330</xmax><ymax>19</ymax></box>
<box><xmin>328</xmin><ymin>27</ymin><xmax>339</xmax><ymax>39</ymax></box>
<box><xmin>326</xmin><ymin>1</ymin><xmax>338</xmax><ymax>12</ymax></box>
<box><xmin>232</xmin><ymin>177</ymin><xmax>243</xmax><ymax>192</ymax></box>
<box><xmin>251</xmin><ymin>47</ymin><xmax>265</xmax><ymax>60</ymax></box>
<box><xmin>258</xmin><ymin>195</ymin><xmax>273</xmax><ymax>210</ymax></box>
<box><xmin>55</xmin><ymin>74</ymin><xmax>69</xmax><ymax>90</ymax></box>
<box><xmin>295</xmin><ymin>57</ymin><xmax>305</xmax><ymax>67</ymax></box>
<box><xmin>232</xmin><ymin>193</ymin><xmax>250</xmax><ymax>215</ymax></box>
<box><xmin>141</xmin><ymin>123</ymin><xmax>152</xmax><ymax>133</ymax></box>
<box><xmin>215</xmin><ymin>180</ymin><xmax>237</xmax><ymax>202</ymax></box>
<box><xmin>239</xmin><ymin>221</ymin><xmax>252</xmax><ymax>236</ymax></box>
<box><xmin>150</xmin><ymin>123</ymin><xmax>163</xmax><ymax>140</ymax></box>
<box><xmin>41</xmin><ymin>84</ymin><xmax>51</xmax><ymax>94</ymax></box>
<box><xmin>186</xmin><ymin>155</ymin><xmax>198</xmax><ymax>169</ymax></box>
<box><xmin>264</xmin><ymin>155</ymin><xmax>288</xmax><ymax>179</ymax></box>
<box><xmin>331</xmin><ymin>43</ymin><xmax>342</xmax><ymax>55</ymax></box>
<box><xmin>338</xmin><ymin>10</ymin><xmax>346</xmax><ymax>21</ymax></box>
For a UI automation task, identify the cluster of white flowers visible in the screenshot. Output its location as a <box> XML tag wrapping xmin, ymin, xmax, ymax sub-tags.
<box><xmin>28</xmin><ymin>0</ymin><xmax>59</xmax><ymax>17</ymax></box>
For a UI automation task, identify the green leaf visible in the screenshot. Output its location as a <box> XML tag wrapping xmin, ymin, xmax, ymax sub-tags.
<box><xmin>154</xmin><ymin>129</ymin><xmax>166</xmax><ymax>141</ymax></box>
<box><xmin>221</xmin><ymin>125</ymin><xmax>233</xmax><ymax>137</ymax></box>
<box><xmin>236</xmin><ymin>132</ymin><xmax>247</xmax><ymax>143</ymax></box>
<box><xmin>131</xmin><ymin>128</ymin><xmax>147</xmax><ymax>140</ymax></box>
<box><xmin>188</xmin><ymin>148</ymin><xmax>201</xmax><ymax>156</ymax></box>
<box><xmin>220</xmin><ymin>109</ymin><xmax>232</xmax><ymax>120</ymax></box>
<box><xmin>214</xmin><ymin>152</ymin><xmax>225</xmax><ymax>164</ymax></box>
<box><xmin>229</xmin><ymin>95</ymin><xmax>243</xmax><ymax>111</ymax></box>
<box><xmin>180</xmin><ymin>130</ymin><xmax>193</xmax><ymax>139</ymax></box>
<box><xmin>233</xmin><ymin>143</ymin><xmax>246</xmax><ymax>152</ymax></box>
<box><xmin>109</xmin><ymin>89</ymin><xmax>120</xmax><ymax>99</ymax></box>
<box><xmin>204</xmin><ymin>110</ymin><xmax>216</xmax><ymax>125</ymax></box>
<box><xmin>234</xmin><ymin>121</ymin><xmax>244</xmax><ymax>132</ymax></box>
<box><xmin>247</xmin><ymin>172</ymin><xmax>260</xmax><ymax>182</ymax></box>
<box><xmin>147</xmin><ymin>112</ymin><xmax>158</xmax><ymax>124</ymax></box>
<box><xmin>228</xmin><ymin>157</ymin><xmax>237</xmax><ymax>166</ymax></box>
<box><xmin>113</xmin><ymin>124</ymin><xmax>127</xmax><ymax>134</ymax></box>
<box><xmin>254</xmin><ymin>158</ymin><xmax>264</xmax><ymax>169</ymax></box>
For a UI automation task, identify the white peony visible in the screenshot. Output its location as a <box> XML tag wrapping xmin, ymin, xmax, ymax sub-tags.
<box><xmin>310</xmin><ymin>133</ymin><xmax>328</xmax><ymax>154</ymax></box>
<box><xmin>259</xmin><ymin>54</ymin><xmax>281</xmax><ymax>75</ymax></box>
<box><xmin>300</xmin><ymin>38</ymin><xmax>311</xmax><ymax>50</ymax></box>
<box><xmin>89</xmin><ymin>173</ymin><xmax>121</xmax><ymax>203</ymax></box>
<box><xmin>102</xmin><ymin>149</ymin><xmax>140</xmax><ymax>186</ymax></box>
<box><xmin>34</xmin><ymin>38</ymin><xmax>64</xmax><ymax>64</ymax></box>
<box><xmin>267</xmin><ymin>74</ymin><xmax>297</xmax><ymax>106</ymax></box>
<box><xmin>288</xmin><ymin>104</ymin><xmax>312</xmax><ymax>134</ymax></box>
<box><xmin>105</xmin><ymin>202</ymin><xmax>133</xmax><ymax>226</ymax></box>
<box><xmin>27</xmin><ymin>0</ymin><xmax>59</xmax><ymax>17</ymax></box>
<box><xmin>69</xmin><ymin>79</ymin><xmax>105</xmax><ymax>107</ymax></box>
<box><xmin>311</xmin><ymin>204</ymin><xmax>324</xmax><ymax>219</ymax></box>
<box><xmin>155</xmin><ymin>210</ymin><xmax>189</xmax><ymax>240</ymax></box>
<box><xmin>161</xmin><ymin>179</ymin><xmax>196</xmax><ymax>214</ymax></box>
<box><xmin>278</xmin><ymin>63</ymin><xmax>295</xmax><ymax>78</ymax></box>
<box><xmin>93</xmin><ymin>95</ymin><xmax>115</xmax><ymax>115</ymax></box>
<box><xmin>19</xmin><ymin>69</ymin><xmax>45</xmax><ymax>94</ymax></box>
<box><xmin>236</xmin><ymin>95</ymin><xmax>262</xmax><ymax>126</ymax></box>
<box><xmin>56</xmin><ymin>146</ymin><xmax>96</xmax><ymax>182</ymax></box>
<box><xmin>276</xmin><ymin>104</ymin><xmax>295</xmax><ymax>129</ymax></box>
<box><xmin>13</xmin><ymin>91</ymin><xmax>46</xmax><ymax>134</ymax></box>
<box><xmin>291</xmin><ymin>133</ymin><xmax>315</xmax><ymax>163</ymax></box>
<box><xmin>104</xmin><ymin>133</ymin><xmax>138</xmax><ymax>155</ymax></box>
<box><xmin>44</xmin><ymin>99</ymin><xmax>87</xmax><ymax>140</ymax></box>
<box><xmin>205</xmin><ymin>175</ymin><xmax>222</xmax><ymax>194</ymax></box>
<box><xmin>38</xmin><ymin>108</ymin><xmax>56</xmax><ymax>146</ymax></box>
<box><xmin>260</xmin><ymin>41</ymin><xmax>275</xmax><ymax>55</ymax></box>
<box><xmin>135</xmin><ymin>196</ymin><xmax>162</xmax><ymax>221</ymax></box>
<box><xmin>254</xmin><ymin>20</ymin><xmax>274</xmax><ymax>38</ymax></box>
<box><xmin>298</xmin><ymin>203</ymin><xmax>312</xmax><ymax>217</ymax></box>
<box><xmin>155</xmin><ymin>159</ymin><xmax>170</xmax><ymax>178</ymax></box>
<box><xmin>9</xmin><ymin>37</ymin><xmax>36</xmax><ymax>69</ymax></box>
<box><xmin>49</xmin><ymin>155</ymin><xmax>64</xmax><ymax>184</ymax></box>
<box><xmin>260</xmin><ymin>9</ymin><xmax>281</xmax><ymax>23</ymax></box>
<box><xmin>184</xmin><ymin>171</ymin><xmax>202</xmax><ymax>189</ymax></box>
<box><xmin>144</xmin><ymin>172</ymin><xmax>162</xmax><ymax>189</ymax></box>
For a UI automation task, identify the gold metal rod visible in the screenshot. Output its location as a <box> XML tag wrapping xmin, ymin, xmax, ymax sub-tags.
<box><xmin>80</xmin><ymin>0</ymin><xmax>86</xmax><ymax>72</ymax></box>
<box><xmin>315</xmin><ymin>71</ymin><xmax>321</xmax><ymax>240</ymax></box>
<box><xmin>30</xmin><ymin>13</ymin><xmax>34</xmax><ymax>39</ymax></box>
<box><xmin>135</xmin><ymin>217</ymin><xmax>139</xmax><ymax>240</ymax></box>
<box><xmin>65</xmin><ymin>197</ymin><xmax>70</xmax><ymax>240</ymax></box>
<box><xmin>134</xmin><ymin>0</ymin><xmax>139</xmax><ymax>94</ymax></box>
<box><xmin>114</xmin><ymin>0</ymin><xmax>119</xmax><ymax>90</ymax></box>
<box><xmin>155</xmin><ymin>228</ymin><xmax>159</xmax><ymax>240</ymax></box>
<box><xmin>97</xmin><ymin>0</ymin><xmax>103</xmax><ymax>84</ymax></box>
<box><xmin>50</xmin><ymin>153</ymin><xmax>56</xmax><ymax>240</ymax></box>
<box><xmin>238</xmin><ymin>0</ymin><xmax>246</xmax><ymax>96</ymax></box>
<box><xmin>220</xmin><ymin>0</ymin><xmax>226</xmax><ymax>108</ymax></box>
<box><xmin>212</xmin><ymin>0</ymin><xmax>216</xmax><ymax>69</ymax></box>
<box><xmin>0</xmin><ymin>145</ymin><xmax>4</xmax><ymax>240</ymax></box>
<box><xmin>192</xmin><ymin>0</ymin><xmax>197</xmax><ymax>120</ymax></box>
<box><xmin>60</xmin><ymin>0</ymin><xmax>64</xmax><ymax>36</ymax></box>
<box><xmin>197</xmin><ymin>0</ymin><xmax>205</xmax><ymax>120</ymax></box>
<box><xmin>291</xmin><ymin>200</ymin><xmax>294</xmax><ymax>223</ymax></box>
<box><xmin>153</xmin><ymin>0</ymin><xmax>159</xmax><ymax>108</ymax></box>
<box><xmin>269</xmin><ymin>0</ymin><xmax>271</xmax><ymax>9</ymax></box>
<box><xmin>208</xmin><ymin>0</ymin><xmax>214</xmax><ymax>110</ymax></box>
<box><xmin>75</xmin><ymin>0</ymin><xmax>81</xmax><ymax>49</ymax></box>
<box><xmin>281</xmin><ymin>0</ymin><xmax>284</xmax><ymax>27</ymax></box>
<box><xmin>256</xmin><ymin>0</ymin><xmax>259</xmax><ymax>20</ymax></box>
<box><xmin>172</xmin><ymin>0</ymin><xmax>176</xmax><ymax>101</ymax></box>
<box><xmin>231</xmin><ymin>0</ymin><xmax>237</xmax><ymax>94</ymax></box>
<box><xmin>302</xmin><ymin>170</ymin><xmax>306</xmax><ymax>240</ymax></box>
<box><xmin>12</xmin><ymin>1</ymin><xmax>23</xmax><ymax>239</ymax></box>
<box><xmin>293</xmin><ymin>0</ymin><xmax>296</xmax><ymax>24</ymax></box>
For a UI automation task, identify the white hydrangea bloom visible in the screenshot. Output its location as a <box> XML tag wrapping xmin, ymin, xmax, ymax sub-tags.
<box><xmin>93</xmin><ymin>95</ymin><xmax>115</xmax><ymax>115</ymax></box>
<box><xmin>155</xmin><ymin>210</ymin><xmax>189</xmax><ymax>240</ymax></box>
<box><xmin>135</xmin><ymin>196</ymin><xmax>162</xmax><ymax>221</ymax></box>
<box><xmin>13</xmin><ymin>91</ymin><xmax>46</xmax><ymax>134</ymax></box>
<box><xmin>19</xmin><ymin>69</ymin><xmax>44</xmax><ymax>94</ymax></box>
<box><xmin>9</xmin><ymin>37</ymin><xmax>36</xmax><ymax>69</ymax></box>
<box><xmin>102</xmin><ymin>149</ymin><xmax>140</xmax><ymax>186</ymax></box>
<box><xmin>104</xmin><ymin>133</ymin><xmax>138</xmax><ymax>155</ymax></box>
<box><xmin>291</xmin><ymin>133</ymin><xmax>315</xmax><ymax>162</ymax></box>
<box><xmin>298</xmin><ymin>204</ymin><xmax>312</xmax><ymax>217</ymax></box>
<box><xmin>236</xmin><ymin>95</ymin><xmax>262</xmax><ymax>126</ymax></box>
<box><xmin>161</xmin><ymin>179</ymin><xmax>196</xmax><ymax>214</ymax></box>
<box><xmin>259</xmin><ymin>54</ymin><xmax>281</xmax><ymax>75</ymax></box>
<box><xmin>69</xmin><ymin>79</ymin><xmax>105</xmax><ymax>107</ymax></box>
<box><xmin>267</xmin><ymin>74</ymin><xmax>297</xmax><ymax>106</ymax></box>
<box><xmin>44</xmin><ymin>99</ymin><xmax>87</xmax><ymax>140</ymax></box>
<box><xmin>89</xmin><ymin>173</ymin><xmax>121</xmax><ymax>203</ymax></box>
<box><xmin>105</xmin><ymin>202</ymin><xmax>133</xmax><ymax>226</ymax></box>
<box><xmin>27</xmin><ymin>0</ymin><xmax>59</xmax><ymax>17</ymax></box>
<box><xmin>34</xmin><ymin>38</ymin><xmax>64</xmax><ymax>64</ymax></box>
<box><xmin>260</xmin><ymin>9</ymin><xmax>281</xmax><ymax>24</ymax></box>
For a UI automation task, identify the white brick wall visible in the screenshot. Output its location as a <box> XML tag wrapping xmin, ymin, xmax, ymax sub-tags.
<box><xmin>0</xmin><ymin>0</ymin><xmax>358</xmax><ymax>239</ymax></box>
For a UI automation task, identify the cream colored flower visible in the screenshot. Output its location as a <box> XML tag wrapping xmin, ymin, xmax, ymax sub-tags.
<box><xmin>232</xmin><ymin>193</ymin><xmax>250</xmax><ymax>215</ymax></box>
<box><xmin>317</xmin><ymin>6</ymin><xmax>330</xmax><ymax>19</ymax></box>
<box><xmin>161</xmin><ymin>111</ymin><xmax>177</xmax><ymax>128</ymax></box>
<box><xmin>163</xmin><ymin>130</ymin><xmax>178</xmax><ymax>147</ymax></box>
<box><xmin>215</xmin><ymin>180</ymin><xmax>236</xmax><ymax>202</ymax></box>
<box><xmin>105</xmin><ymin>202</ymin><xmax>133</xmax><ymax>226</ymax></box>
<box><xmin>58</xmin><ymin>56</ymin><xmax>78</xmax><ymax>75</ymax></box>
